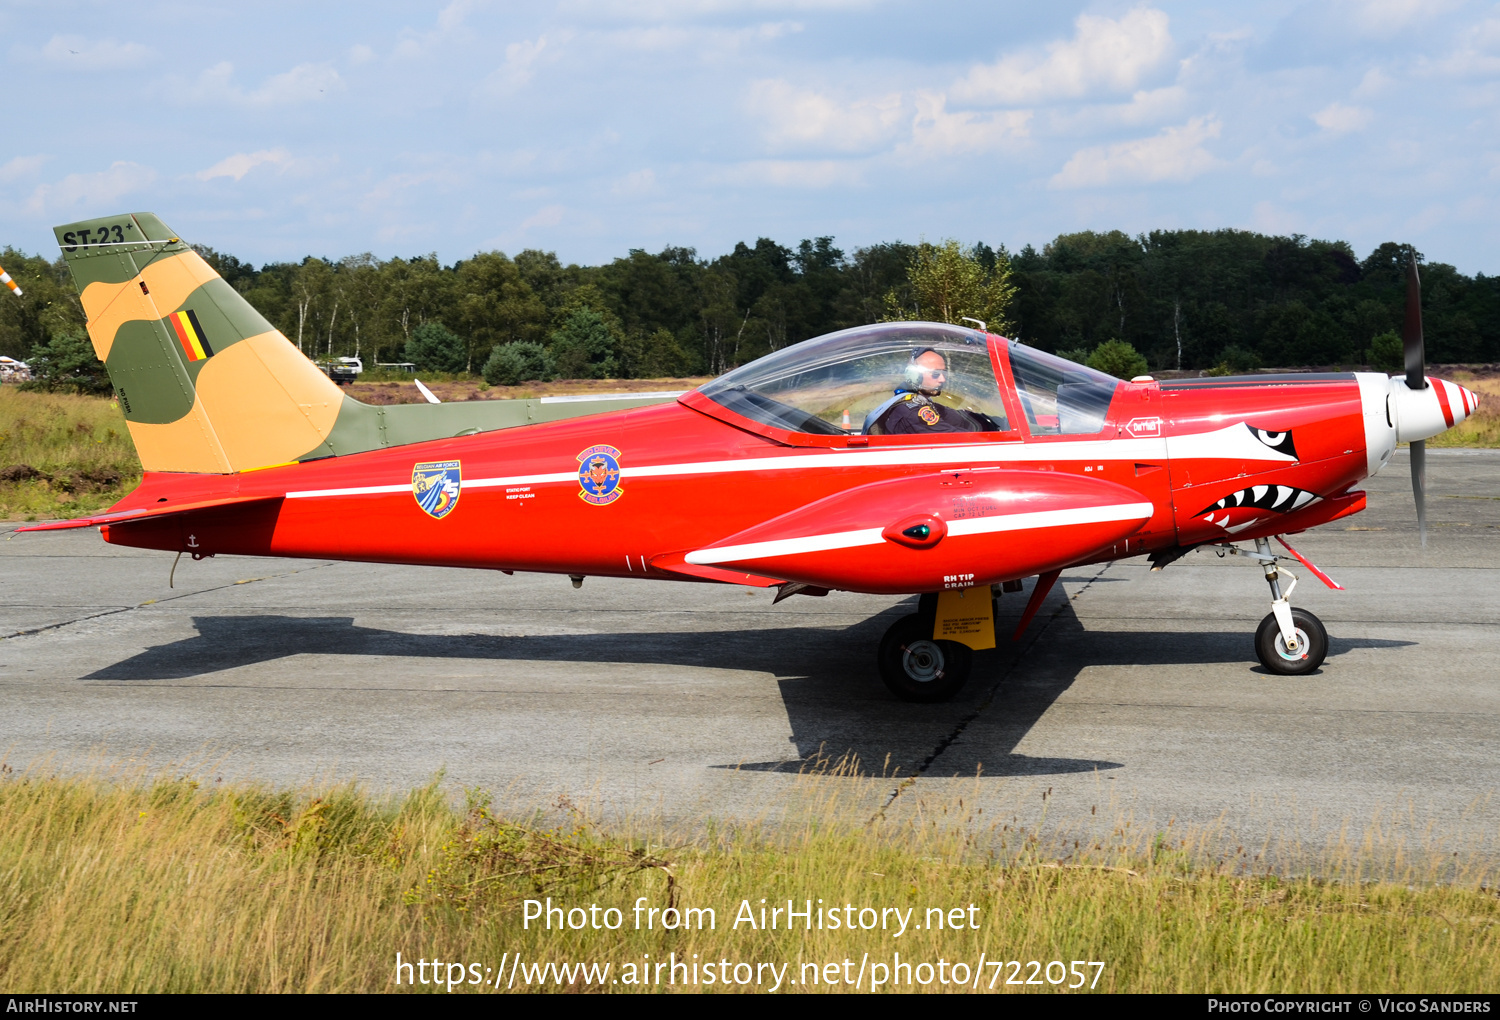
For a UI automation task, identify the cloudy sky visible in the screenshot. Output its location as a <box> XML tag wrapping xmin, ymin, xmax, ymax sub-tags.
<box><xmin>3</xmin><ymin>1</ymin><xmax>1498</xmax><ymax>271</ymax></box>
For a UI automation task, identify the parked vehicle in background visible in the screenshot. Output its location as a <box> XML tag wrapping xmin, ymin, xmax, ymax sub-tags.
<box><xmin>322</xmin><ymin>356</ymin><xmax>363</xmax><ymax>385</ymax></box>
<box><xmin>0</xmin><ymin>357</ymin><xmax>31</xmax><ymax>383</ymax></box>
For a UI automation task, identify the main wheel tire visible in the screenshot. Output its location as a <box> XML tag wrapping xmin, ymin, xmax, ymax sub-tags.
<box><xmin>878</xmin><ymin>613</ymin><xmax>973</xmax><ymax>702</ymax></box>
<box><xmin>1254</xmin><ymin>607</ymin><xmax>1328</xmax><ymax>675</ymax></box>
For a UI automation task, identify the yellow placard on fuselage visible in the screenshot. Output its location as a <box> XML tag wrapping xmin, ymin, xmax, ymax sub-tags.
<box><xmin>933</xmin><ymin>588</ymin><xmax>996</xmax><ymax>650</ymax></box>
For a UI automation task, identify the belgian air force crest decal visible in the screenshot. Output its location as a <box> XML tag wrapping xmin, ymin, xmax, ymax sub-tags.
<box><xmin>412</xmin><ymin>460</ymin><xmax>461</xmax><ymax>519</ymax></box>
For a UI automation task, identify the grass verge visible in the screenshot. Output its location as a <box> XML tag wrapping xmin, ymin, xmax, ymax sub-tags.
<box><xmin>0</xmin><ymin>386</ymin><xmax>139</xmax><ymax>520</ymax></box>
<box><xmin>1</xmin><ymin>763</ymin><xmax>1496</xmax><ymax>993</ymax></box>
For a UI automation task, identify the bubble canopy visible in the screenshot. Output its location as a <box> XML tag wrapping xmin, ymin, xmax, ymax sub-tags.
<box><xmin>695</xmin><ymin>322</ymin><xmax>1013</xmax><ymax>437</ymax></box>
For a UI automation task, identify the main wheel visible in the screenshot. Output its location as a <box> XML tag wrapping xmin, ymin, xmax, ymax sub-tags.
<box><xmin>878</xmin><ymin>613</ymin><xmax>973</xmax><ymax>702</ymax></box>
<box><xmin>1254</xmin><ymin>607</ymin><xmax>1328</xmax><ymax>675</ymax></box>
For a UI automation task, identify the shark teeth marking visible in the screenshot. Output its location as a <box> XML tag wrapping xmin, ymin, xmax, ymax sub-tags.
<box><xmin>1196</xmin><ymin>485</ymin><xmax>1319</xmax><ymax>519</ymax></box>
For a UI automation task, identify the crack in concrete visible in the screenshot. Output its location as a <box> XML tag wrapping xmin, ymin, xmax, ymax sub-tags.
<box><xmin>872</xmin><ymin>562</ymin><xmax>1114</xmax><ymax>820</ymax></box>
<box><xmin>0</xmin><ymin>562</ymin><xmax>338</xmax><ymax>642</ymax></box>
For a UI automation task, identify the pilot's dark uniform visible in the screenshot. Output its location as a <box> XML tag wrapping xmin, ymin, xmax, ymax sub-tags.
<box><xmin>880</xmin><ymin>392</ymin><xmax>973</xmax><ymax>434</ymax></box>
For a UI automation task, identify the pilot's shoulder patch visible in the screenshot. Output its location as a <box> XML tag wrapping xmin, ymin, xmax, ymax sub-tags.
<box><xmin>917</xmin><ymin>405</ymin><xmax>941</xmax><ymax>426</ymax></box>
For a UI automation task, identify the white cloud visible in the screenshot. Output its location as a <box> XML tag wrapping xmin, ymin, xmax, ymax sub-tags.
<box><xmin>24</xmin><ymin>162</ymin><xmax>156</xmax><ymax>216</ymax></box>
<box><xmin>359</xmin><ymin>172</ymin><xmax>448</xmax><ymax>213</ymax></box>
<box><xmin>609</xmin><ymin>20</ymin><xmax>798</xmax><ymax>53</ymax></box>
<box><xmin>1312</xmin><ymin>102</ymin><xmax>1373</xmax><ymax>134</ymax></box>
<box><xmin>1345</xmin><ymin>0</ymin><xmax>1463</xmax><ymax>35</ymax></box>
<box><xmin>196</xmin><ymin>149</ymin><xmax>292</xmax><ymax>183</ymax></box>
<box><xmin>519</xmin><ymin>204</ymin><xmax>566</xmax><ymax>231</ymax></box>
<box><xmin>1047</xmin><ymin>85</ymin><xmax>1189</xmax><ymax>135</ymax></box>
<box><xmin>955</xmin><ymin>7</ymin><xmax>1173</xmax><ymax>106</ymax></box>
<box><xmin>1250</xmin><ymin>201</ymin><xmax>1302</xmax><ymax>235</ymax></box>
<box><xmin>395</xmin><ymin>0</ymin><xmax>487</xmax><ymax>59</ymax></box>
<box><xmin>1428</xmin><ymin>16</ymin><xmax>1500</xmax><ymax>77</ymax></box>
<box><xmin>716</xmin><ymin>159</ymin><xmax>859</xmax><ymax>188</ymax></box>
<box><xmin>191</xmin><ymin>62</ymin><xmax>344</xmax><ymax>107</ymax></box>
<box><xmin>560</xmin><ymin>0</ymin><xmax>867</xmax><ymax>18</ymax></box>
<box><xmin>745</xmin><ymin>79</ymin><xmax>903</xmax><ymax>153</ymax></box>
<box><xmin>611</xmin><ymin>169</ymin><xmax>657</xmax><ymax>196</ymax></box>
<box><xmin>1353</xmin><ymin>67</ymin><xmax>1395</xmax><ymax>98</ymax></box>
<box><xmin>348</xmin><ymin>44</ymin><xmax>375</xmax><ymax>65</ymax></box>
<box><xmin>0</xmin><ymin>155</ymin><xmax>48</xmax><ymax>184</ymax></box>
<box><xmin>477</xmin><ymin>36</ymin><xmax>552</xmax><ymax>97</ymax></box>
<box><xmin>1051</xmin><ymin>115</ymin><xmax>1222</xmax><ymax>189</ymax></box>
<box><xmin>40</xmin><ymin>34</ymin><xmax>149</xmax><ymax>70</ymax></box>
<box><xmin>908</xmin><ymin>92</ymin><xmax>1031</xmax><ymax>156</ymax></box>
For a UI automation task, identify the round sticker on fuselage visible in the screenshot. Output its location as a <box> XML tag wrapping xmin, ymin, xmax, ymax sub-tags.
<box><xmin>577</xmin><ymin>445</ymin><xmax>623</xmax><ymax>505</ymax></box>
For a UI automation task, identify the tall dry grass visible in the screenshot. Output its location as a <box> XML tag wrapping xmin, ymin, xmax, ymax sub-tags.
<box><xmin>0</xmin><ymin>759</ymin><xmax>1496</xmax><ymax>994</ymax></box>
<box><xmin>0</xmin><ymin>387</ymin><xmax>139</xmax><ymax>520</ymax></box>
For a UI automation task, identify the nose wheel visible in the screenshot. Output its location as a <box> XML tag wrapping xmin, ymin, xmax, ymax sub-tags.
<box><xmin>1230</xmin><ymin>536</ymin><xmax>1331</xmax><ymax>675</ymax></box>
<box><xmin>878</xmin><ymin>613</ymin><xmax>973</xmax><ymax>703</ymax></box>
<box><xmin>1254</xmin><ymin>606</ymin><xmax>1328</xmax><ymax>675</ymax></box>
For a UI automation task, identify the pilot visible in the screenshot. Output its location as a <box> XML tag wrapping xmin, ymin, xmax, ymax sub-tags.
<box><xmin>880</xmin><ymin>348</ymin><xmax>973</xmax><ymax>434</ymax></box>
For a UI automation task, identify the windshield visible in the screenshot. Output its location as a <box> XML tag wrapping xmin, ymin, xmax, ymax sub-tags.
<box><xmin>1006</xmin><ymin>343</ymin><xmax>1120</xmax><ymax>435</ymax></box>
<box><xmin>697</xmin><ymin>322</ymin><xmax>1010</xmax><ymax>436</ymax></box>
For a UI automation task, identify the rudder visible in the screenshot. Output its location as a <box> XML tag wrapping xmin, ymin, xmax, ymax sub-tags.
<box><xmin>56</xmin><ymin>212</ymin><xmax>347</xmax><ymax>473</ymax></box>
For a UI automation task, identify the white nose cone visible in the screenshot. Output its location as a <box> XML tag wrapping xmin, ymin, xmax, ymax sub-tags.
<box><xmin>1389</xmin><ymin>376</ymin><xmax>1480</xmax><ymax>444</ymax></box>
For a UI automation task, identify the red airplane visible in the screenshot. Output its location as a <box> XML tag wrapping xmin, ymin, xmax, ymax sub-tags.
<box><xmin>24</xmin><ymin>213</ymin><xmax>1479</xmax><ymax>701</ymax></box>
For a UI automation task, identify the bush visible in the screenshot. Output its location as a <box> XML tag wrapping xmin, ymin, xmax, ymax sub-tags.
<box><xmin>482</xmin><ymin>342</ymin><xmax>553</xmax><ymax>385</ymax></box>
<box><xmin>1057</xmin><ymin>347</ymin><xmax>1091</xmax><ymax>365</ymax></box>
<box><xmin>403</xmin><ymin>322</ymin><xmax>467</xmax><ymax>373</ymax></box>
<box><xmin>1086</xmin><ymin>339</ymin><xmax>1150</xmax><ymax>380</ymax></box>
<box><xmin>21</xmin><ymin>330</ymin><xmax>112</xmax><ymax>395</ymax></box>
<box><xmin>1368</xmin><ymin>331</ymin><xmax>1403</xmax><ymax>373</ymax></box>
<box><xmin>548</xmin><ymin>308</ymin><xmax>620</xmax><ymax>380</ymax></box>
<box><xmin>1207</xmin><ymin>344</ymin><xmax>1263</xmax><ymax>376</ymax></box>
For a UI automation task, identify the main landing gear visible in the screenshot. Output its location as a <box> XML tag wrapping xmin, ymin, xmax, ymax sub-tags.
<box><xmin>1230</xmin><ymin>537</ymin><xmax>1329</xmax><ymax>675</ymax></box>
<box><xmin>877</xmin><ymin>592</ymin><xmax>981</xmax><ymax>703</ymax></box>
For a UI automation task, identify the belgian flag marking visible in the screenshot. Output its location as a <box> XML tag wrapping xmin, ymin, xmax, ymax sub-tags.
<box><xmin>168</xmin><ymin>309</ymin><xmax>213</xmax><ymax>362</ymax></box>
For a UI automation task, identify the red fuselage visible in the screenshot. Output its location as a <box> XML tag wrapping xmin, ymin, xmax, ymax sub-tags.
<box><xmin>97</xmin><ymin>336</ymin><xmax>1416</xmax><ymax>597</ymax></box>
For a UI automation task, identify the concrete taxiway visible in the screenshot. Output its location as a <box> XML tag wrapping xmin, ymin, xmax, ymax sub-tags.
<box><xmin>2</xmin><ymin>448</ymin><xmax>1497</xmax><ymax>853</ymax></box>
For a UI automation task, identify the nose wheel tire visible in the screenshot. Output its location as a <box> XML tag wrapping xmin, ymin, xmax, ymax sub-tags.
<box><xmin>1254</xmin><ymin>607</ymin><xmax>1328</xmax><ymax>675</ymax></box>
<box><xmin>878</xmin><ymin>613</ymin><xmax>973</xmax><ymax>702</ymax></box>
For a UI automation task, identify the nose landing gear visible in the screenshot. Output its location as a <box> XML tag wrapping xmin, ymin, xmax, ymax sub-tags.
<box><xmin>1231</xmin><ymin>536</ymin><xmax>1329</xmax><ymax>675</ymax></box>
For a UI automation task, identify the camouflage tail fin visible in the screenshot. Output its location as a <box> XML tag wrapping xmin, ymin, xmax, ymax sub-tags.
<box><xmin>57</xmin><ymin>213</ymin><xmax>680</xmax><ymax>475</ymax></box>
<box><xmin>56</xmin><ymin>213</ymin><xmax>349</xmax><ymax>474</ymax></box>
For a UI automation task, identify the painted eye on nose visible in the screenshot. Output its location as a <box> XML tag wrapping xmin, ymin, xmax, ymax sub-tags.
<box><xmin>1251</xmin><ymin>427</ymin><xmax>1298</xmax><ymax>458</ymax></box>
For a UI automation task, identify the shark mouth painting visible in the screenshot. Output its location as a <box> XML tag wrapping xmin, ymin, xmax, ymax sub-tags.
<box><xmin>1194</xmin><ymin>484</ymin><xmax>1319</xmax><ymax>534</ymax></box>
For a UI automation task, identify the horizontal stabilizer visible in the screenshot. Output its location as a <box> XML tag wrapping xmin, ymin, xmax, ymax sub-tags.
<box><xmin>15</xmin><ymin>494</ymin><xmax>284</xmax><ymax>533</ymax></box>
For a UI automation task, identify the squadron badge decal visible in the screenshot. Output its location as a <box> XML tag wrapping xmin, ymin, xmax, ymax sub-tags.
<box><xmin>577</xmin><ymin>445</ymin><xmax>624</xmax><ymax>505</ymax></box>
<box><xmin>412</xmin><ymin>460</ymin><xmax>461</xmax><ymax>519</ymax></box>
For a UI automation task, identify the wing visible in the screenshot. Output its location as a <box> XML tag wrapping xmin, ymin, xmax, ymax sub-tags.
<box><xmin>682</xmin><ymin>468</ymin><xmax>1155</xmax><ymax>595</ymax></box>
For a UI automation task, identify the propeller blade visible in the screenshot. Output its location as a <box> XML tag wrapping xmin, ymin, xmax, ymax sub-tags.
<box><xmin>1403</xmin><ymin>250</ymin><xmax>1426</xmax><ymax>392</ymax></box>
<box><xmin>1411</xmin><ymin>438</ymin><xmax>1426</xmax><ymax>548</ymax></box>
<box><xmin>1403</xmin><ymin>248</ymin><xmax>1427</xmax><ymax>546</ymax></box>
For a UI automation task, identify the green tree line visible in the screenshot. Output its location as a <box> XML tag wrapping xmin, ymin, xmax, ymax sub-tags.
<box><xmin>3</xmin><ymin>229</ymin><xmax>1497</xmax><ymax>393</ymax></box>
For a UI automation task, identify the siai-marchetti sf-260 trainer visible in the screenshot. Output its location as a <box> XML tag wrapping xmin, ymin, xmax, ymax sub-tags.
<box><xmin>22</xmin><ymin>213</ymin><xmax>1479</xmax><ymax>701</ymax></box>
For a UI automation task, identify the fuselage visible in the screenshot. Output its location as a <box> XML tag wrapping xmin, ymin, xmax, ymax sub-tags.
<box><xmin>96</xmin><ymin>332</ymin><xmax>1478</xmax><ymax>597</ymax></box>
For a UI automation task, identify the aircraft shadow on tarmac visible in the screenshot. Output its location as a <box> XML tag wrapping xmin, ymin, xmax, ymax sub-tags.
<box><xmin>83</xmin><ymin>590</ymin><xmax>1414</xmax><ymax>780</ymax></box>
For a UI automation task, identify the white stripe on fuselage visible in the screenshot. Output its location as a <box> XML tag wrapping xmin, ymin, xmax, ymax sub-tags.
<box><xmin>283</xmin><ymin>423</ymin><xmax>1287</xmax><ymax>500</ymax></box>
<box><xmin>684</xmin><ymin>502</ymin><xmax>1156</xmax><ymax>566</ymax></box>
